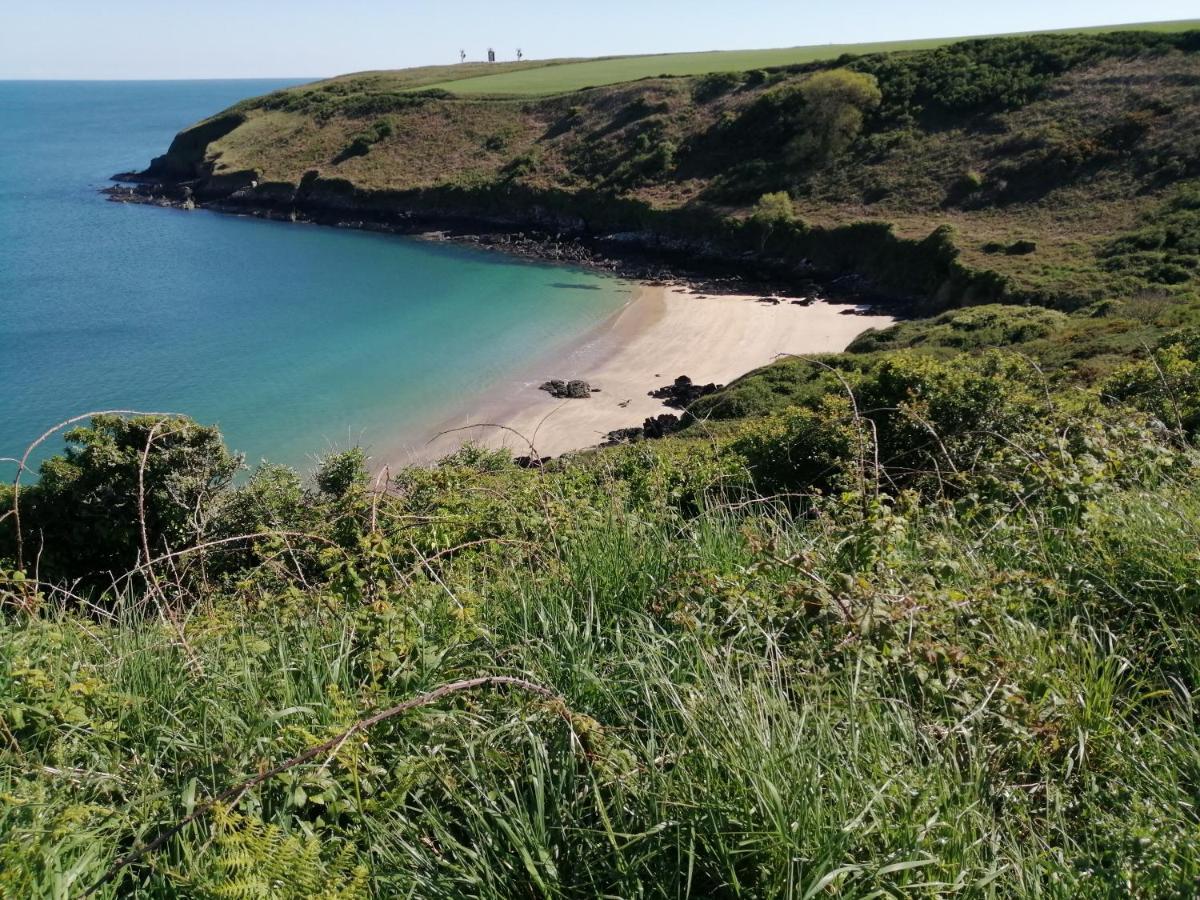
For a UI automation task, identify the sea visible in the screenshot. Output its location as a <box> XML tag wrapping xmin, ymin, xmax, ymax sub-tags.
<box><xmin>0</xmin><ymin>80</ymin><xmax>630</xmax><ymax>473</ymax></box>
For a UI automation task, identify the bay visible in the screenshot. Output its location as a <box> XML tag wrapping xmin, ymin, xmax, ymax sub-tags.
<box><xmin>0</xmin><ymin>80</ymin><xmax>629</xmax><ymax>472</ymax></box>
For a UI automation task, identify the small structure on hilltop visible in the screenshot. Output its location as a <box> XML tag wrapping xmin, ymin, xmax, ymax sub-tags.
<box><xmin>487</xmin><ymin>48</ymin><xmax>496</xmax><ymax>63</ymax></box>
<box><xmin>516</xmin><ymin>48</ymin><xmax>523</xmax><ymax>61</ymax></box>
<box><xmin>459</xmin><ymin>49</ymin><xmax>466</xmax><ymax>63</ymax></box>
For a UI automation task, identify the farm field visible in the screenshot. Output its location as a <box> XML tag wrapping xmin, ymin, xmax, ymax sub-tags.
<box><xmin>422</xmin><ymin>18</ymin><xmax>1200</xmax><ymax>95</ymax></box>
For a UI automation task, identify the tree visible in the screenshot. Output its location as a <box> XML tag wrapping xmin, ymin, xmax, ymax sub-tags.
<box><xmin>748</xmin><ymin>191</ymin><xmax>796</xmax><ymax>250</ymax></box>
<box><xmin>785</xmin><ymin>69</ymin><xmax>882</xmax><ymax>166</ymax></box>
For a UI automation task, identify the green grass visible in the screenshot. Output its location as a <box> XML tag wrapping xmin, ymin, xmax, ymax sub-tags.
<box><xmin>423</xmin><ymin>19</ymin><xmax>1200</xmax><ymax>95</ymax></box>
<box><xmin>6</xmin><ymin>347</ymin><xmax>1200</xmax><ymax>895</ymax></box>
<box><xmin>4</xmin><ymin>424</ymin><xmax>1200</xmax><ymax>896</ymax></box>
<box><xmin>286</xmin><ymin>58</ymin><xmax>586</xmax><ymax>93</ymax></box>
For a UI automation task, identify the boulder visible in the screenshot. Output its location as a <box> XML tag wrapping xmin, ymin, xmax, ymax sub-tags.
<box><xmin>539</xmin><ymin>379</ymin><xmax>594</xmax><ymax>399</ymax></box>
<box><xmin>649</xmin><ymin>375</ymin><xmax>721</xmax><ymax>409</ymax></box>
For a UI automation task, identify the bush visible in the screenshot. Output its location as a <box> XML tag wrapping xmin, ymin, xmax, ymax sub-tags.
<box><xmin>1101</xmin><ymin>334</ymin><xmax>1200</xmax><ymax>435</ymax></box>
<box><xmin>784</xmin><ymin>69</ymin><xmax>882</xmax><ymax>166</ymax></box>
<box><xmin>845</xmin><ymin>304</ymin><xmax>1068</xmax><ymax>354</ymax></box>
<box><xmin>730</xmin><ymin>352</ymin><xmax>1053</xmax><ymax>496</ymax></box>
<box><xmin>334</xmin><ymin>119</ymin><xmax>393</xmax><ymax>163</ymax></box>
<box><xmin>746</xmin><ymin>190</ymin><xmax>796</xmax><ymax>249</ymax></box>
<box><xmin>692</xmin><ymin>71</ymin><xmax>743</xmax><ymax>103</ymax></box>
<box><xmin>1102</xmin><ymin>185</ymin><xmax>1200</xmax><ymax>287</ymax></box>
<box><xmin>852</xmin><ymin>31</ymin><xmax>1193</xmax><ymax>121</ymax></box>
<box><xmin>6</xmin><ymin>415</ymin><xmax>241</xmax><ymax>586</ymax></box>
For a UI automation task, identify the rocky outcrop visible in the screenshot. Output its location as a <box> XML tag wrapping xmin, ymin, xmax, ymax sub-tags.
<box><xmin>649</xmin><ymin>376</ymin><xmax>721</xmax><ymax>410</ymax></box>
<box><xmin>603</xmin><ymin>413</ymin><xmax>682</xmax><ymax>446</ymax></box>
<box><xmin>540</xmin><ymin>379</ymin><xmax>598</xmax><ymax>399</ymax></box>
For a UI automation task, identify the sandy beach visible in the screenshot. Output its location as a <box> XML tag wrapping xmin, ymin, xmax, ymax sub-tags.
<box><xmin>389</xmin><ymin>284</ymin><xmax>896</xmax><ymax>464</ymax></box>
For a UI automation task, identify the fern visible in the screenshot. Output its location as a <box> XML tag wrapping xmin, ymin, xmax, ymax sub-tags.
<box><xmin>190</xmin><ymin>806</ymin><xmax>368</xmax><ymax>900</ymax></box>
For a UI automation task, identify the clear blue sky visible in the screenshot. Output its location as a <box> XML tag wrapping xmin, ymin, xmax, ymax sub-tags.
<box><xmin>2</xmin><ymin>0</ymin><xmax>1196</xmax><ymax>79</ymax></box>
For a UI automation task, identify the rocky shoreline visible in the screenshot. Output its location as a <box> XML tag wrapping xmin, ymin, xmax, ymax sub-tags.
<box><xmin>102</xmin><ymin>179</ymin><xmax>907</xmax><ymax>312</ymax></box>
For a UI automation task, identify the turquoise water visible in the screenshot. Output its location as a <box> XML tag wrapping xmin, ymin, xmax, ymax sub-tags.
<box><xmin>0</xmin><ymin>81</ymin><xmax>629</xmax><ymax>471</ymax></box>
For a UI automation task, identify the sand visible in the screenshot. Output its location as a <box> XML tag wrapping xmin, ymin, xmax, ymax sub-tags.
<box><xmin>387</xmin><ymin>284</ymin><xmax>896</xmax><ymax>465</ymax></box>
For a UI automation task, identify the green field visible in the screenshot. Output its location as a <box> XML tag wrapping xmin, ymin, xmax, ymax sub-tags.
<box><xmin>424</xmin><ymin>18</ymin><xmax>1200</xmax><ymax>95</ymax></box>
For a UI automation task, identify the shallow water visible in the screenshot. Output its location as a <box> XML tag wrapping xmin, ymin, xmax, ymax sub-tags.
<box><xmin>0</xmin><ymin>80</ymin><xmax>629</xmax><ymax>472</ymax></box>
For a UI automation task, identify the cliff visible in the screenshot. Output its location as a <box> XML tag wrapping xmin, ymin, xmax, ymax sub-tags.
<box><xmin>117</xmin><ymin>30</ymin><xmax>1200</xmax><ymax>312</ymax></box>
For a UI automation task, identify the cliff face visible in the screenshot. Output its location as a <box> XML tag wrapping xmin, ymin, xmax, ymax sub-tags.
<box><xmin>120</xmin><ymin>30</ymin><xmax>1200</xmax><ymax>311</ymax></box>
<box><xmin>145</xmin><ymin>112</ymin><xmax>248</xmax><ymax>179</ymax></box>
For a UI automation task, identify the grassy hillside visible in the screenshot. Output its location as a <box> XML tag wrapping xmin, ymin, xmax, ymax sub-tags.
<box><xmin>424</xmin><ymin>19</ymin><xmax>1200</xmax><ymax>95</ymax></box>
<box><xmin>5</xmin><ymin>343</ymin><xmax>1200</xmax><ymax>895</ymax></box>
<box><xmin>305</xmin><ymin>57</ymin><xmax>588</xmax><ymax>93</ymax></box>
<box><xmin>135</xmin><ymin>28</ymin><xmax>1200</xmax><ymax>316</ymax></box>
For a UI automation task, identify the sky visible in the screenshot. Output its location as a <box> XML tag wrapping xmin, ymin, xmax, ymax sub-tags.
<box><xmin>1</xmin><ymin>0</ymin><xmax>1196</xmax><ymax>80</ymax></box>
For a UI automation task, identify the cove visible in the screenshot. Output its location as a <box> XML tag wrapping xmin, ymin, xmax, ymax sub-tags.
<box><xmin>0</xmin><ymin>80</ymin><xmax>630</xmax><ymax>471</ymax></box>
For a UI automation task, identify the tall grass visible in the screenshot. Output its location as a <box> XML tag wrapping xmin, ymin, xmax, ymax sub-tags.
<box><xmin>4</xmin><ymin>453</ymin><xmax>1200</xmax><ymax>897</ymax></box>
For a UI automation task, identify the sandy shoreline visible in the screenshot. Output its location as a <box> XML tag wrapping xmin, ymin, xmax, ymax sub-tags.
<box><xmin>383</xmin><ymin>284</ymin><xmax>896</xmax><ymax>465</ymax></box>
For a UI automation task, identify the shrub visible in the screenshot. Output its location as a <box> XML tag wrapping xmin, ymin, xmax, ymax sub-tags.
<box><xmin>750</xmin><ymin>190</ymin><xmax>794</xmax><ymax>224</ymax></box>
<box><xmin>746</xmin><ymin>190</ymin><xmax>796</xmax><ymax>249</ymax></box>
<box><xmin>1100</xmin><ymin>334</ymin><xmax>1200</xmax><ymax>436</ymax></box>
<box><xmin>334</xmin><ymin>119</ymin><xmax>393</xmax><ymax>163</ymax></box>
<box><xmin>784</xmin><ymin>69</ymin><xmax>882</xmax><ymax>166</ymax></box>
<box><xmin>6</xmin><ymin>415</ymin><xmax>242</xmax><ymax>586</ymax></box>
<box><xmin>729</xmin><ymin>352</ymin><xmax>1052</xmax><ymax>496</ymax></box>
<box><xmin>315</xmin><ymin>448</ymin><xmax>368</xmax><ymax>499</ymax></box>
<box><xmin>692</xmin><ymin>71</ymin><xmax>743</xmax><ymax>103</ymax></box>
<box><xmin>1102</xmin><ymin>185</ymin><xmax>1200</xmax><ymax>287</ymax></box>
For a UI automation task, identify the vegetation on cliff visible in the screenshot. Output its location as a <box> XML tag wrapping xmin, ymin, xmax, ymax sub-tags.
<box><xmin>139</xmin><ymin>28</ymin><xmax>1200</xmax><ymax>311</ymax></box>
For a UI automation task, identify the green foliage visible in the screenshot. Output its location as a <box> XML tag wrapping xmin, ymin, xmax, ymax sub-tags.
<box><xmin>1101</xmin><ymin>333</ymin><xmax>1200</xmax><ymax>434</ymax></box>
<box><xmin>784</xmin><ymin>68</ymin><xmax>882</xmax><ymax>165</ymax></box>
<box><xmin>1103</xmin><ymin>184</ymin><xmax>1200</xmax><ymax>286</ymax></box>
<box><xmin>254</xmin><ymin>86</ymin><xmax>448</xmax><ymax>120</ymax></box>
<box><xmin>315</xmin><ymin>448</ymin><xmax>368</xmax><ymax>499</ymax></box>
<box><xmin>846</xmin><ymin>304</ymin><xmax>1069</xmax><ymax>353</ymax></box>
<box><xmin>334</xmin><ymin>119</ymin><xmax>394</xmax><ymax>163</ymax></box>
<box><xmin>7</xmin><ymin>415</ymin><xmax>241</xmax><ymax>585</ymax></box>
<box><xmin>851</xmin><ymin>30</ymin><xmax>1197</xmax><ymax>121</ymax></box>
<box><xmin>691</xmin><ymin>71</ymin><xmax>743</xmax><ymax>103</ymax></box>
<box><xmin>746</xmin><ymin>190</ymin><xmax>796</xmax><ymax>249</ymax></box>
<box><xmin>500</xmin><ymin>149</ymin><xmax>541</xmax><ymax>179</ymax></box>
<box><xmin>687</xmin><ymin>353</ymin><xmax>848</xmax><ymax>420</ymax></box>
<box><xmin>749</xmin><ymin>190</ymin><xmax>794</xmax><ymax>224</ymax></box>
<box><xmin>189</xmin><ymin>806</ymin><xmax>369</xmax><ymax>899</ymax></box>
<box><xmin>728</xmin><ymin>351</ymin><xmax>1054</xmax><ymax>495</ymax></box>
<box><xmin>3</xmin><ymin>397</ymin><xmax>1200</xmax><ymax>896</ymax></box>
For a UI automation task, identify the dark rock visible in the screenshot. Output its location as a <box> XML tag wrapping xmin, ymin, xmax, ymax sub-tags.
<box><xmin>603</xmin><ymin>413</ymin><xmax>681</xmax><ymax>446</ymax></box>
<box><xmin>603</xmin><ymin>426</ymin><xmax>644</xmax><ymax>445</ymax></box>
<box><xmin>642</xmin><ymin>413</ymin><xmax>680</xmax><ymax>439</ymax></box>
<box><xmin>539</xmin><ymin>379</ymin><xmax>594</xmax><ymax>399</ymax></box>
<box><xmin>649</xmin><ymin>375</ymin><xmax>721</xmax><ymax>409</ymax></box>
